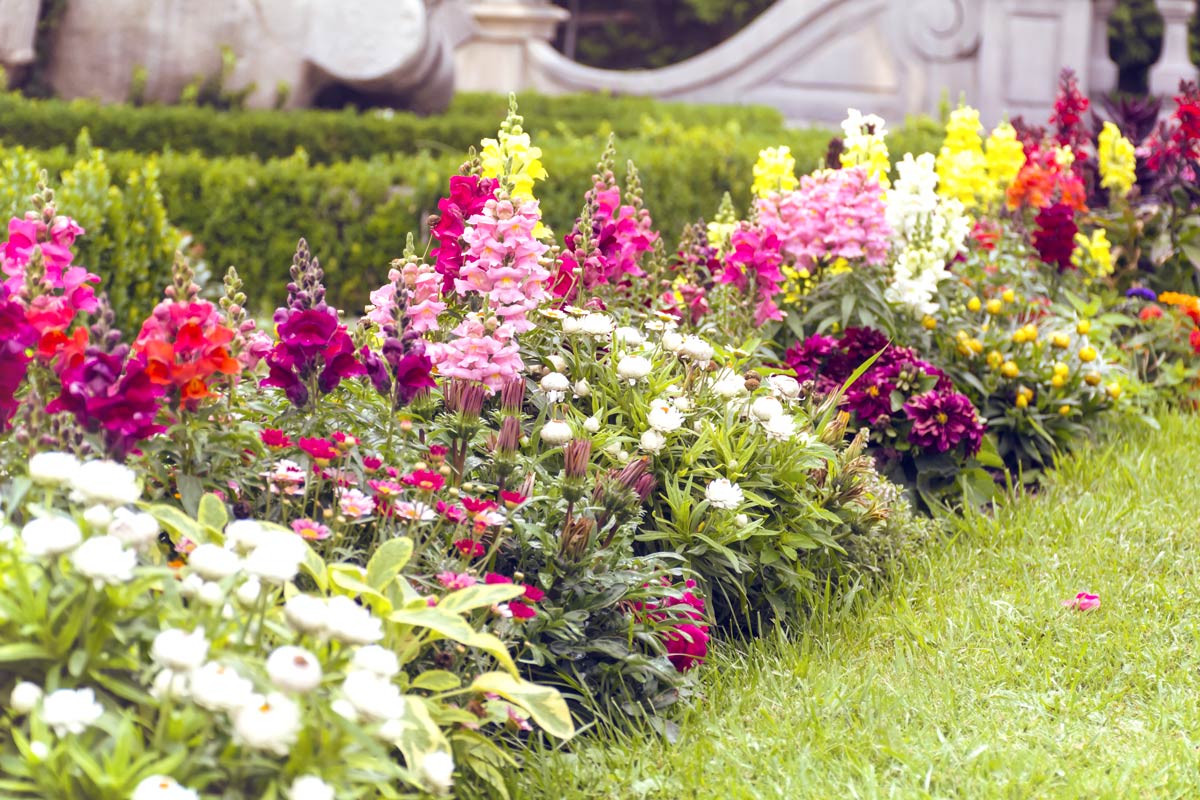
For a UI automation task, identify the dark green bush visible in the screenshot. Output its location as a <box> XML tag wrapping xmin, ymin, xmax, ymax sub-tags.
<box><xmin>0</xmin><ymin>90</ymin><xmax>786</xmax><ymax>164</ymax></box>
<box><xmin>1</xmin><ymin>120</ymin><xmax>943</xmax><ymax>317</ymax></box>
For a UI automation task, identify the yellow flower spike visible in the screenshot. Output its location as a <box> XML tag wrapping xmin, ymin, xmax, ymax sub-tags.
<box><xmin>1001</xmin><ymin>360</ymin><xmax>1020</xmax><ymax>379</ymax></box>
<box><xmin>1098</xmin><ymin>121</ymin><xmax>1136</xmax><ymax>199</ymax></box>
<box><xmin>752</xmin><ymin>146</ymin><xmax>799</xmax><ymax>199</ymax></box>
<box><xmin>1051</xmin><ymin>332</ymin><xmax>1071</xmax><ymax>349</ymax></box>
<box><xmin>986</xmin><ymin>298</ymin><xmax>1003</xmax><ymax>315</ymax></box>
<box><xmin>839</xmin><ymin>109</ymin><xmax>891</xmax><ymax>189</ymax></box>
<box><xmin>937</xmin><ymin>105</ymin><xmax>990</xmax><ymax>208</ymax></box>
<box><xmin>1059</xmin><ymin>404</ymin><xmax>1072</xmax><ymax>416</ymax></box>
<box><xmin>1079</xmin><ymin>345</ymin><xmax>1098</xmax><ymax>363</ymax></box>
<box><xmin>1001</xmin><ymin>289</ymin><xmax>1016</xmax><ymax>304</ymax></box>
<box><xmin>922</xmin><ymin>315</ymin><xmax>938</xmax><ymax>330</ymax></box>
<box><xmin>984</xmin><ymin>121</ymin><xmax>1026</xmax><ymax>202</ymax></box>
<box><xmin>967</xmin><ymin>297</ymin><xmax>982</xmax><ymax>312</ymax></box>
<box><xmin>1084</xmin><ymin>372</ymin><xmax>1102</xmax><ymax>386</ymax></box>
<box><xmin>1076</xmin><ymin>320</ymin><xmax>1092</xmax><ymax>335</ymax></box>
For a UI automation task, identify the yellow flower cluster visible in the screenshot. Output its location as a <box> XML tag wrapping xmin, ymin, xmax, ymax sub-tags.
<box><xmin>751</xmin><ymin>146</ymin><xmax>799</xmax><ymax>199</ymax></box>
<box><xmin>839</xmin><ymin>109</ymin><xmax>891</xmax><ymax>189</ymax></box>
<box><xmin>1097</xmin><ymin>121</ymin><xmax>1136</xmax><ymax>199</ymax></box>
<box><xmin>936</xmin><ymin>105</ymin><xmax>989</xmax><ymax>209</ymax></box>
<box><xmin>706</xmin><ymin>191</ymin><xmax>739</xmax><ymax>255</ymax></box>
<box><xmin>480</xmin><ymin>102</ymin><xmax>548</xmax><ymax>204</ymax></box>
<box><xmin>983</xmin><ymin>122</ymin><xmax>1026</xmax><ymax>202</ymax></box>
<box><xmin>1071</xmin><ymin>229</ymin><xmax>1114</xmax><ymax>278</ymax></box>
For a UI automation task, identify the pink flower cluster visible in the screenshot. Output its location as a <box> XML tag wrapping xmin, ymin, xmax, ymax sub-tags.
<box><xmin>718</xmin><ymin>224</ymin><xmax>786</xmax><ymax>326</ymax></box>
<box><xmin>426</xmin><ymin>315</ymin><xmax>523</xmax><ymax>392</ymax></box>
<box><xmin>456</xmin><ymin>196</ymin><xmax>550</xmax><ymax>334</ymax></box>
<box><xmin>367</xmin><ymin>259</ymin><xmax>444</xmax><ymax>334</ymax></box>
<box><xmin>552</xmin><ymin>181</ymin><xmax>657</xmax><ymax>301</ymax></box>
<box><xmin>757</xmin><ymin>166</ymin><xmax>891</xmax><ymax>269</ymax></box>
<box><xmin>431</xmin><ymin>175</ymin><xmax>499</xmax><ymax>295</ymax></box>
<box><xmin>636</xmin><ymin>578</ymin><xmax>710</xmax><ymax>672</ymax></box>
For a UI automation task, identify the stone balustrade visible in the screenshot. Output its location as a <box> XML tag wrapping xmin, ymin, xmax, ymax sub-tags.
<box><xmin>454</xmin><ymin>0</ymin><xmax>1200</xmax><ymax>126</ymax></box>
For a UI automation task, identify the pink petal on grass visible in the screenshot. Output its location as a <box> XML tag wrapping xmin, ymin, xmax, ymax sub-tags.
<box><xmin>1062</xmin><ymin>592</ymin><xmax>1100</xmax><ymax>611</ymax></box>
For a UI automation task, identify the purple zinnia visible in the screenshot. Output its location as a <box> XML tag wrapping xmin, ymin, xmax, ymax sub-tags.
<box><xmin>903</xmin><ymin>390</ymin><xmax>985</xmax><ymax>455</ymax></box>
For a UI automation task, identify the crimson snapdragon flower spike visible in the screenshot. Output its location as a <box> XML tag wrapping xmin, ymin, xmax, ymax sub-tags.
<box><xmin>0</xmin><ymin>285</ymin><xmax>38</xmax><ymax>428</ymax></box>
<box><xmin>1049</xmin><ymin>68</ymin><xmax>1091</xmax><ymax>160</ymax></box>
<box><xmin>1033</xmin><ymin>202</ymin><xmax>1079</xmax><ymax>273</ymax></box>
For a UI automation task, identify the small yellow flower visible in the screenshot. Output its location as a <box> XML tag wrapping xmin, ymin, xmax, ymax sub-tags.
<box><xmin>1015</xmin><ymin>393</ymin><xmax>1029</xmax><ymax>409</ymax></box>
<box><xmin>1050</xmin><ymin>375</ymin><xmax>1066</xmax><ymax>388</ymax></box>
<box><xmin>1079</xmin><ymin>345</ymin><xmax>1098</xmax><ymax>363</ymax></box>
<box><xmin>1084</xmin><ymin>372</ymin><xmax>1101</xmax><ymax>386</ymax></box>
<box><xmin>1053</xmin><ymin>362</ymin><xmax>1070</xmax><ymax>377</ymax></box>
<box><xmin>986</xmin><ymin>298</ymin><xmax>1003</xmax><ymax>315</ymax></box>
<box><xmin>1001</xmin><ymin>360</ymin><xmax>1020</xmax><ymax>379</ymax></box>
<box><xmin>1059</xmin><ymin>404</ymin><xmax>1071</xmax><ymax>416</ymax></box>
<box><xmin>1076</xmin><ymin>320</ymin><xmax>1092</xmax><ymax>335</ymax></box>
<box><xmin>1051</xmin><ymin>332</ymin><xmax>1071</xmax><ymax>349</ymax></box>
<box><xmin>1001</xmin><ymin>288</ymin><xmax>1016</xmax><ymax>304</ymax></box>
<box><xmin>922</xmin><ymin>315</ymin><xmax>938</xmax><ymax>330</ymax></box>
<box><xmin>967</xmin><ymin>297</ymin><xmax>982</xmax><ymax>313</ymax></box>
<box><xmin>987</xmin><ymin>351</ymin><xmax>1004</xmax><ymax>370</ymax></box>
<box><xmin>1107</xmin><ymin>382</ymin><xmax>1122</xmax><ymax>399</ymax></box>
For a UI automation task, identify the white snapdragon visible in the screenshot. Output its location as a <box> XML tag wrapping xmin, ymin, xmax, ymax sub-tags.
<box><xmin>325</xmin><ymin>596</ymin><xmax>384</xmax><ymax>644</ymax></box>
<box><xmin>421</xmin><ymin>750</ymin><xmax>456</xmax><ymax>794</ymax></box>
<box><xmin>616</xmin><ymin>355</ymin><xmax>652</xmax><ymax>382</ymax></box>
<box><xmin>70</xmin><ymin>460</ymin><xmax>140</xmax><ymax>506</ymax></box>
<box><xmin>646</xmin><ymin>399</ymin><xmax>684</xmax><ymax>432</ymax></box>
<box><xmin>21</xmin><ymin>516</ymin><xmax>83</xmax><ymax>558</ymax></box>
<box><xmin>539</xmin><ymin>419</ymin><xmax>573</xmax><ymax>446</ymax></box>
<box><xmin>705</xmin><ymin>479</ymin><xmax>745</xmax><ymax>510</ymax></box>
<box><xmin>9</xmin><ymin>681</ymin><xmax>42</xmax><ymax>714</ymax></box>
<box><xmin>191</xmin><ymin>662</ymin><xmax>255</xmax><ymax>712</ymax></box>
<box><xmin>151</xmin><ymin>628</ymin><xmax>209</xmax><ymax>672</ymax></box>
<box><xmin>107</xmin><ymin>507</ymin><xmax>159</xmax><ymax>549</ymax></box>
<box><xmin>72</xmin><ymin>535</ymin><xmax>136</xmax><ymax>588</ymax></box>
<box><xmin>132</xmin><ymin>776</ymin><xmax>200</xmax><ymax>800</ymax></box>
<box><xmin>41</xmin><ymin>687</ymin><xmax>103</xmax><ymax>736</ymax></box>
<box><xmin>289</xmin><ymin>775</ymin><xmax>335</xmax><ymax>800</ymax></box>
<box><xmin>267</xmin><ymin>646</ymin><xmax>323</xmax><ymax>694</ymax></box>
<box><xmin>232</xmin><ymin>692</ymin><xmax>301</xmax><ymax>755</ymax></box>
<box><xmin>28</xmin><ymin>452</ymin><xmax>81</xmax><ymax>485</ymax></box>
<box><xmin>539</xmin><ymin>372</ymin><xmax>570</xmax><ymax>403</ymax></box>
<box><xmin>188</xmin><ymin>543</ymin><xmax>242</xmax><ymax>581</ymax></box>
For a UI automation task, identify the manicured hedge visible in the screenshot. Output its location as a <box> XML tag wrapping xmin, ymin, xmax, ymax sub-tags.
<box><xmin>0</xmin><ymin>90</ymin><xmax>787</xmax><ymax>164</ymax></box>
<box><xmin>4</xmin><ymin>117</ymin><xmax>943</xmax><ymax>314</ymax></box>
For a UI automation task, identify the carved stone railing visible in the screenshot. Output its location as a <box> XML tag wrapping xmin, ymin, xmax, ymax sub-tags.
<box><xmin>454</xmin><ymin>0</ymin><xmax>1200</xmax><ymax>126</ymax></box>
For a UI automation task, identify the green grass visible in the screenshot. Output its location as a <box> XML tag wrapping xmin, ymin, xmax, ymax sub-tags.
<box><xmin>518</xmin><ymin>411</ymin><xmax>1200</xmax><ymax>799</ymax></box>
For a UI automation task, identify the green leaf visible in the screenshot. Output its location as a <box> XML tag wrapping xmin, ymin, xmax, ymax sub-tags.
<box><xmin>365</xmin><ymin>537</ymin><xmax>414</xmax><ymax>593</ymax></box>
<box><xmin>176</xmin><ymin>474</ymin><xmax>203</xmax><ymax>518</ymax></box>
<box><xmin>329</xmin><ymin>564</ymin><xmax>389</xmax><ymax>611</ymax></box>
<box><xmin>0</xmin><ymin>642</ymin><xmax>53</xmax><ymax>664</ymax></box>
<box><xmin>141</xmin><ymin>503</ymin><xmax>203</xmax><ymax>545</ymax></box>
<box><xmin>197</xmin><ymin>493</ymin><xmax>228</xmax><ymax>531</ymax></box>
<box><xmin>411</xmin><ymin>670</ymin><xmax>461</xmax><ymax>692</ymax></box>
<box><xmin>300</xmin><ymin>546</ymin><xmax>329</xmax><ymax>593</ymax></box>
<box><xmin>436</xmin><ymin>583</ymin><xmax>524</xmax><ymax>614</ymax></box>
<box><xmin>467</xmin><ymin>671</ymin><xmax>575</xmax><ymax>740</ymax></box>
<box><xmin>391</xmin><ymin>696</ymin><xmax>450</xmax><ymax>770</ymax></box>
<box><xmin>388</xmin><ymin>607</ymin><xmax>518</xmax><ymax>674</ymax></box>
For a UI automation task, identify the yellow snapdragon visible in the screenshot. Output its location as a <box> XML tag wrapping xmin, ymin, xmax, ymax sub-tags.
<box><xmin>983</xmin><ymin>121</ymin><xmax>1026</xmax><ymax>202</ymax></box>
<box><xmin>936</xmin><ymin>105</ymin><xmax>990</xmax><ymax>208</ymax></box>
<box><xmin>706</xmin><ymin>192</ymin><xmax>739</xmax><ymax>255</ymax></box>
<box><xmin>1097</xmin><ymin>121</ymin><xmax>1136</xmax><ymax>199</ymax></box>
<box><xmin>1071</xmin><ymin>229</ymin><xmax>1114</xmax><ymax>278</ymax></box>
<box><xmin>480</xmin><ymin>99</ymin><xmax>548</xmax><ymax>204</ymax></box>
<box><xmin>839</xmin><ymin>108</ymin><xmax>891</xmax><ymax>188</ymax></box>
<box><xmin>751</xmin><ymin>146</ymin><xmax>798</xmax><ymax>199</ymax></box>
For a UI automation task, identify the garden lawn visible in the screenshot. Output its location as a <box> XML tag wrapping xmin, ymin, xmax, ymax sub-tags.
<box><xmin>518</xmin><ymin>410</ymin><xmax>1200</xmax><ymax>799</ymax></box>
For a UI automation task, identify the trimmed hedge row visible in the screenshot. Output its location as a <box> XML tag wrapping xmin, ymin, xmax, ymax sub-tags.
<box><xmin>0</xmin><ymin>90</ymin><xmax>788</xmax><ymax>164</ymax></box>
<box><xmin>4</xmin><ymin>119</ymin><xmax>944</xmax><ymax>314</ymax></box>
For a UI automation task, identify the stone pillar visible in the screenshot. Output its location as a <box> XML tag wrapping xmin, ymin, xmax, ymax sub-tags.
<box><xmin>1089</xmin><ymin>0</ymin><xmax>1119</xmax><ymax>96</ymax></box>
<box><xmin>0</xmin><ymin>0</ymin><xmax>41</xmax><ymax>78</ymax></box>
<box><xmin>1150</xmin><ymin>0</ymin><xmax>1199</xmax><ymax>95</ymax></box>
<box><xmin>455</xmin><ymin>0</ymin><xmax>569</xmax><ymax>93</ymax></box>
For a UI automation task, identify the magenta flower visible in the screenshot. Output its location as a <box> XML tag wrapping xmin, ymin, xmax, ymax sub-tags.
<box><xmin>1063</xmin><ymin>592</ymin><xmax>1100</xmax><ymax>611</ymax></box>
<box><xmin>0</xmin><ymin>288</ymin><xmax>38</xmax><ymax>428</ymax></box>
<box><xmin>903</xmin><ymin>389</ymin><xmax>985</xmax><ymax>456</ymax></box>
<box><xmin>291</xmin><ymin>518</ymin><xmax>332</xmax><ymax>541</ymax></box>
<box><xmin>431</xmin><ymin>175</ymin><xmax>499</xmax><ymax>294</ymax></box>
<box><xmin>552</xmin><ymin>179</ymin><xmax>658</xmax><ymax>301</ymax></box>
<box><xmin>1032</xmin><ymin>202</ymin><xmax>1079</xmax><ymax>273</ymax></box>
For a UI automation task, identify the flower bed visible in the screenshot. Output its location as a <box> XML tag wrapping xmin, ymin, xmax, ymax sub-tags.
<box><xmin>2</xmin><ymin>71</ymin><xmax>1199</xmax><ymax>796</ymax></box>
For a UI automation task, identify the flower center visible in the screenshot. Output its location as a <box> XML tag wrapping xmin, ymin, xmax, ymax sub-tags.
<box><xmin>936</xmin><ymin>412</ymin><xmax>949</xmax><ymax>424</ymax></box>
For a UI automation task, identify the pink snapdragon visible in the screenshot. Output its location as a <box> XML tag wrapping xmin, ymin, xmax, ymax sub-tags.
<box><xmin>457</xmin><ymin>195</ymin><xmax>550</xmax><ymax>333</ymax></box>
<box><xmin>426</xmin><ymin>315</ymin><xmax>523</xmax><ymax>392</ymax></box>
<box><xmin>757</xmin><ymin>167</ymin><xmax>891</xmax><ymax>269</ymax></box>
<box><xmin>368</xmin><ymin>260</ymin><xmax>445</xmax><ymax>334</ymax></box>
<box><xmin>552</xmin><ymin>181</ymin><xmax>658</xmax><ymax>301</ymax></box>
<box><xmin>719</xmin><ymin>224</ymin><xmax>786</xmax><ymax>326</ymax></box>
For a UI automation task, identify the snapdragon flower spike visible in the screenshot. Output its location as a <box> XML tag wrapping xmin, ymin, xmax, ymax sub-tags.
<box><xmin>431</xmin><ymin>174</ymin><xmax>500</xmax><ymax>295</ymax></box>
<box><xmin>261</xmin><ymin>240</ymin><xmax>365</xmax><ymax>408</ymax></box>
<box><xmin>718</xmin><ymin>223</ymin><xmax>787</xmax><ymax>326</ymax></box>
<box><xmin>552</xmin><ymin>147</ymin><xmax>658</xmax><ymax>302</ymax></box>
<box><xmin>0</xmin><ymin>285</ymin><xmax>38</xmax><ymax>428</ymax></box>
<box><xmin>361</xmin><ymin>248</ymin><xmax>437</xmax><ymax>410</ymax></box>
<box><xmin>1049</xmin><ymin>68</ymin><xmax>1091</xmax><ymax>161</ymax></box>
<box><xmin>47</xmin><ymin>298</ymin><xmax>166</xmax><ymax>459</ymax></box>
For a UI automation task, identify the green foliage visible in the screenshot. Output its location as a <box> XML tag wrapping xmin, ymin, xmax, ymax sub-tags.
<box><xmin>0</xmin><ymin>137</ymin><xmax>180</xmax><ymax>327</ymax></box>
<box><xmin>0</xmin><ymin>90</ymin><xmax>786</xmax><ymax>163</ymax></box>
<box><xmin>1109</xmin><ymin>0</ymin><xmax>1165</xmax><ymax>94</ymax></box>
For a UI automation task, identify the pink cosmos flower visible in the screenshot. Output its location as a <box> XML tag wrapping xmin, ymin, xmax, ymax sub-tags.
<box><xmin>437</xmin><ymin>571</ymin><xmax>478</xmax><ymax>590</ymax></box>
<box><xmin>291</xmin><ymin>518</ymin><xmax>332</xmax><ymax>541</ymax></box>
<box><xmin>337</xmin><ymin>488</ymin><xmax>375</xmax><ymax>518</ymax></box>
<box><xmin>1063</xmin><ymin>592</ymin><xmax>1100</xmax><ymax>611</ymax></box>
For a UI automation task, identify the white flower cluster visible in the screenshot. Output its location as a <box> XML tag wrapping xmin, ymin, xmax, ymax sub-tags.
<box><xmin>884</xmin><ymin>153</ymin><xmax>971</xmax><ymax>317</ymax></box>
